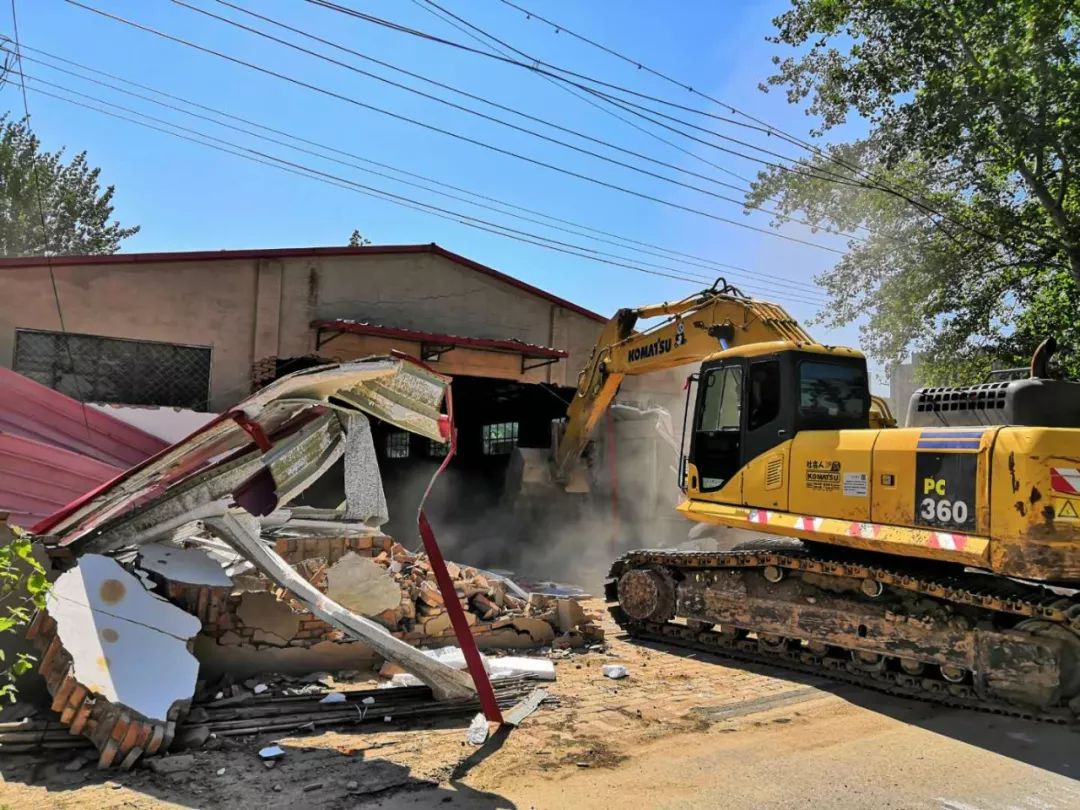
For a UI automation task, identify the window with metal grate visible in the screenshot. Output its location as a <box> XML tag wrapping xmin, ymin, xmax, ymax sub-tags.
<box><xmin>481</xmin><ymin>422</ymin><xmax>519</xmax><ymax>455</ymax></box>
<box><xmin>386</xmin><ymin>431</ymin><xmax>410</xmax><ymax>458</ymax></box>
<box><xmin>13</xmin><ymin>328</ymin><xmax>212</xmax><ymax>411</ymax></box>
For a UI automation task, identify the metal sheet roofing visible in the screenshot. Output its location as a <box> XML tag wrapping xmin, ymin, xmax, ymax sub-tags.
<box><xmin>0</xmin><ymin>367</ymin><xmax>169</xmax><ymax>468</ymax></box>
<box><xmin>311</xmin><ymin>320</ymin><xmax>569</xmax><ymax>359</ymax></box>
<box><xmin>0</xmin><ymin>432</ymin><xmax>122</xmax><ymax>528</ymax></box>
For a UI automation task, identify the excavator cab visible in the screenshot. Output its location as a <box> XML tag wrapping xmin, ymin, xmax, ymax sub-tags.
<box><xmin>683</xmin><ymin>346</ymin><xmax>871</xmax><ymax>493</ymax></box>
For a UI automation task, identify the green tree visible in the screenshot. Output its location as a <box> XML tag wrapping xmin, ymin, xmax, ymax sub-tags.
<box><xmin>348</xmin><ymin>228</ymin><xmax>371</xmax><ymax>247</ymax></box>
<box><xmin>0</xmin><ymin>114</ymin><xmax>139</xmax><ymax>256</ymax></box>
<box><xmin>749</xmin><ymin>0</ymin><xmax>1080</xmax><ymax>382</ymax></box>
<box><xmin>0</xmin><ymin>523</ymin><xmax>49</xmax><ymax>702</ymax></box>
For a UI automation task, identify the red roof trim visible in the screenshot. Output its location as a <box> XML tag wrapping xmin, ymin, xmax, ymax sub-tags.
<box><xmin>313</xmin><ymin>320</ymin><xmax>568</xmax><ymax>359</ymax></box>
<box><xmin>0</xmin><ymin>243</ymin><xmax>606</xmax><ymax>323</ymax></box>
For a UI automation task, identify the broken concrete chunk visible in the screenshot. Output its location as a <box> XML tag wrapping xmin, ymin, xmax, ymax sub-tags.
<box><xmin>46</xmin><ymin>555</ymin><xmax>202</xmax><ymax>722</ymax></box>
<box><xmin>466</xmin><ymin>712</ymin><xmax>488</xmax><ymax>745</ymax></box>
<box><xmin>556</xmin><ymin>598</ymin><xmax>588</xmax><ymax>634</ymax></box>
<box><xmin>509</xmin><ymin>617</ymin><xmax>556</xmax><ymax>645</ymax></box>
<box><xmin>251</xmin><ymin>629</ymin><xmax>289</xmax><ymax>647</ymax></box>
<box><xmin>174</xmin><ymin>724</ymin><xmax>211</xmax><ymax>750</ymax></box>
<box><xmin>490</xmin><ymin>656</ymin><xmax>556</xmax><ymax>681</ymax></box>
<box><xmin>602</xmin><ymin>664</ymin><xmax>629</xmax><ymax>680</ymax></box>
<box><xmin>147</xmin><ymin>754</ymin><xmax>196</xmax><ymax>775</ymax></box>
<box><xmin>236</xmin><ymin>591</ymin><xmax>301</xmax><ymax>643</ymax></box>
<box><xmin>138</xmin><ymin>543</ymin><xmax>233</xmax><ymax>587</ymax></box>
<box><xmin>325</xmin><ymin>552</ymin><xmax>401</xmax><ymax>616</ymax></box>
<box><xmin>381</xmin><ymin>673</ymin><xmax>424</xmax><ymax>688</ymax></box>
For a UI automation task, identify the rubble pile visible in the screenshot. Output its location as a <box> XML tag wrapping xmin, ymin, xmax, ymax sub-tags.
<box><xmin>152</xmin><ymin>532</ymin><xmax>604</xmax><ymax>658</ymax></box>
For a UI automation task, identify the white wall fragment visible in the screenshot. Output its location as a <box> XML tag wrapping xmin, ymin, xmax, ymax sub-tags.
<box><xmin>47</xmin><ymin>555</ymin><xmax>202</xmax><ymax>722</ymax></box>
<box><xmin>137</xmin><ymin>543</ymin><xmax>233</xmax><ymax>587</ymax></box>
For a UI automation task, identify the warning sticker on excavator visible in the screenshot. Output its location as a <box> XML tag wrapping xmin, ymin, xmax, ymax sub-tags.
<box><xmin>806</xmin><ymin>460</ymin><xmax>840</xmax><ymax>492</ymax></box>
<box><xmin>1052</xmin><ymin>497</ymin><xmax>1080</xmax><ymax>520</ymax></box>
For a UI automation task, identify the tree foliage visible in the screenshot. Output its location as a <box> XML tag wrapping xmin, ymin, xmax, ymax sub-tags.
<box><xmin>0</xmin><ymin>114</ymin><xmax>139</xmax><ymax>256</ymax></box>
<box><xmin>750</xmin><ymin>0</ymin><xmax>1080</xmax><ymax>382</ymax></box>
<box><xmin>0</xmin><ymin>524</ymin><xmax>49</xmax><ymax>702</ymax></box>
<box><xmin>348</xmin><ymin>228</ymin><xmax>372</xmax><ymax>247</ymax></box>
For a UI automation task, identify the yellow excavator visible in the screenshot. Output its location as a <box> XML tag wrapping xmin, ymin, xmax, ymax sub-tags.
<box><xmin>549</xmin><ymin>280</ymin><xmax>1080</xmax><ymax>721</ymax></box>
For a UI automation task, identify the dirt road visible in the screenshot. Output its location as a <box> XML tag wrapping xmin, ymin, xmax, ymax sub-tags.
<box><xmin>2</xmin><ymin>600</ymin><xmax>1077</xmax><ymax>809</ymax></box>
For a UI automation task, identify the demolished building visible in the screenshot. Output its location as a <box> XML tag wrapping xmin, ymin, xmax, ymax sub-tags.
<box><xmin>10</xmin><ymin>357</ymin><xmax>600</xmax><ymax>768</ymax></box>
<box><xmin>0</xmin><ymin>244</ymin><xmax>693</xmax><ymax>571</ymax></box>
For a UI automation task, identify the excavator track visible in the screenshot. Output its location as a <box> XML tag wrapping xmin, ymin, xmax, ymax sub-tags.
<box><xmin>606</xmin><ymin>546</ymin><xmax>1080</xmax><ymax>724</ymax></box>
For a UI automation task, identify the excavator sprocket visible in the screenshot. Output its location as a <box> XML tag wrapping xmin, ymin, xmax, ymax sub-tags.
<box><xmin>606</xmin><ymin>545</ymin><xmax>1080</xmax><ymax>724</ymax></box>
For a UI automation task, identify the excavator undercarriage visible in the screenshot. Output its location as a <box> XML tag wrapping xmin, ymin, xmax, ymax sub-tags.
<box><xmin>607</xmin><ymin>543</ymin><xmax>1080</xmax><ymax>723</ymax></box>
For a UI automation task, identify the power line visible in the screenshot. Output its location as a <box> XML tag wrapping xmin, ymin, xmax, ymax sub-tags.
<box><xmin>409</xmin><ymin>0</ymin><xmax>757</xmax><ymax>187</ymax></box>
<box><xmin>216</xmin><ymin>0</ymin><xmax>761</xmax><ymax>195</ymax></box>
<box><xmin>304</xmin><ymin>2</ymin><xmax>950</xmax><ymax>218</ymax></box>
<box><xmin>308</xmin><ymin>0</ymin><xmax>1055</xmax><ymax>260</ymax></box>
<box><xmin>21</xmin><ymin>77</ymin><xmax>829</xmax><ymax>307</ymax></box>
<box><xmin>5</xmin><ymin>43</ymin><xmax>827</xmax><ymax>299</ymax></box>
<box><xmin>62</xmin><ymin>0</ymin><xmax>847</xmax><ymax>255</ymax></box>
<box><xmin>182</xmin><ymin>0</ymin><xmax>864</xmax><ymax>245</ymax></box>
<box><xmin>6</xmin><ymin>1</ymin><xmax>93</xmax><ymax>439</ymax></box>
<box><xmin>491</xmin><ymin>0</ymin><xmax>1066</xmax><ymax>262</ymax></box>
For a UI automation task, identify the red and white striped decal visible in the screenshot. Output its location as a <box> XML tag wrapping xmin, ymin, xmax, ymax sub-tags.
<box><xmin>846</xmin><ymin>521</ymin><xmax>880</xmax><ymax>540</ymax></box>
<box><xmin>747</xmin><ymin>509</ymin><xmax>771</xmax><ymax>524</ymax></box>
<box><xmin>928</xmin><ymin>532</ymin><xmax>967</xmax><ymax>551</ymax></box>
<box><xmin>797</xmin><ymin>515</ymin><xmax>824</xmax><ymax>532</ymax></box>
<box><xmin>1050</xmin><ymin>467</ymin><xmax>1080</xmax><ymax>495</ymax></box>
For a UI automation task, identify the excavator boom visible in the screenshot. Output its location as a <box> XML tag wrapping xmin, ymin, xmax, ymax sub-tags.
<box><xmin>554</xmin><ymin>282</ymin><xmax>813</xmax><ymax>482</ymax></box>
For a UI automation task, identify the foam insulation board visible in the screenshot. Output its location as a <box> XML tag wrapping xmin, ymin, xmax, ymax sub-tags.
<box><xmin>343</xmin><ymin>413</ymin><xmax>388</xmax><ymax>526</ymax></box>
<box><xmin>137</xmin><ymin>543</ymin><xmax>233</xmax><ymax>587</ymax></box>
<box><xmin>46</xmin><ymin>555</ymin><xmax>202</xmax><ymax>722</ymax></box>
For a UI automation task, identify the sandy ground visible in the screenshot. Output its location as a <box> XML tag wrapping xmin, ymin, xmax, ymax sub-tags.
<box><xmin>2</xmin><ymin>599</ymin><xmax>1078</xmax><ymax>810</ymax></box>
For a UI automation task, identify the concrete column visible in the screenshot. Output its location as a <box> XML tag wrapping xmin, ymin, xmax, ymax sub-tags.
<box><xmin>252</xmin><ymin>259</ymin><xmax>283</xmax><ymax>364</ymax></box>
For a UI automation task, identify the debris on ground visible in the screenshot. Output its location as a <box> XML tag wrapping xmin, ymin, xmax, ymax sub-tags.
<box><xmin>466</xmin><ymin>712</ymin><xmax>489</xmax><ymax>745</ymax></box>
<box><xmin>602</xmin><ymin>665</ymin><xmax>629</xmax><ymax>680</ymax></box>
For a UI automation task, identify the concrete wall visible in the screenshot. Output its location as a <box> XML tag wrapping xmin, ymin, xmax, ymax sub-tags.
<box><xmin>0</xmin><ymin>259</ymin><xmax>261</xmax><ymax>411</ymax></box>
<box><xmin>0</xmin><ymin>250</ymin><xmax>607</xmax><ymax>411</ymax></box>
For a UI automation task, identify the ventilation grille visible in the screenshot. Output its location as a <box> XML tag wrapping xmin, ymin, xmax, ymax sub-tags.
<box><xmin>914</xmin><ymin>383</ymin><xmax>1009</xmax><ymax>413</ymax></box>
<box><xmin>765</xmin><ymin>456</ymin><xmax>783</xmax><ymax>490</ymax></box>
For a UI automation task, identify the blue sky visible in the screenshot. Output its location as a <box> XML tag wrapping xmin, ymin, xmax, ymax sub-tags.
<box><xmin>7</xmin><ymin>0</ymin><xmax>884</xmax><ymax>386</ymax></box>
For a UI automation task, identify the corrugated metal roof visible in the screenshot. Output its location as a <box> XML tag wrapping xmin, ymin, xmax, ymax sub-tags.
<box><xmin>0</xmin><ymin>432</ymin><xmax>122</xmax><ymax>528</ymax></box>
<box><xmin>0</xmin><ymin>368</ymin><xmax>169</xmax><ymax>467</ymax></box>
<box><xmin>311</xmin><ymin>320</ymin><xmax>569</xmax><ymax>359</ymax></box>
<box><xmin>0</xmin><ymin>243</ymin><xmax>607</xmax><ymax>323</ymax></box>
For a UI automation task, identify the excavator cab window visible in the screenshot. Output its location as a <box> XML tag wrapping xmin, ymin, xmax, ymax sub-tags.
<box><xmin>692</xmin><ymin>362</ymin><xmax>744</xmax><ymax>491</ymax></box>
<box><xmin>797</xmin><ymin>360</ymin><xmax>869</xmax><ymax>430</ymax></box>
<box><xmin>687</xmin><ymin>351</ymin><xmax>869</xmax><ymax>493</ymax></box>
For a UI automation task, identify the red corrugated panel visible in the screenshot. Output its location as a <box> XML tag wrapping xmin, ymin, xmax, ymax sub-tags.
<box><xmin>0</xmin><ymin>368</ymin><xmax>169</xmax><ymax>467</ymax></box>
<box><xmin>0</xmin><ymin>432</ymin><xmax>122</xmax><ymax>528</ymax></box>
<box><xmin>311</xmin><ymin>320</ymin><xmax>569</xmax><ymax>358</ymax></box>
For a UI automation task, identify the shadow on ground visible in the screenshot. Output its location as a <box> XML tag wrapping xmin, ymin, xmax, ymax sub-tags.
<box><xmin>0</xmin><ymin>712</ymin><xmax>518</xmax><ymax>810</ymax></box>
<box><xmin>626</xmin><ymin>634</ymin><xmax>1080</xmax><ymax>779</ymax></box>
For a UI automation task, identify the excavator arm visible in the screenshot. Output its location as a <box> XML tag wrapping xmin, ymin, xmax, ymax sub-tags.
<box><xmin>553</xmin><ymin>282</ymin><xmax>814</xmax><ymax>483</ymax></box>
